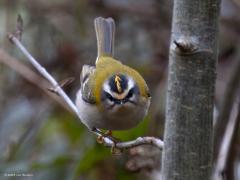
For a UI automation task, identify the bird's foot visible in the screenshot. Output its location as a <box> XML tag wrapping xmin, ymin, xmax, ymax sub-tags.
<box><xmin>110</xmin><ymin>142</ymin><xmax>123</xmax><ymax>155</ymax></box>
<box><xmin>92</xmin><ymin>128</ymin><xmax>121</xmax><ymax>144</ymax></box>
<box><xmin>91</xmin><ymin>128</ymin><xmax>123</xmax><ymax>155</ymax></box>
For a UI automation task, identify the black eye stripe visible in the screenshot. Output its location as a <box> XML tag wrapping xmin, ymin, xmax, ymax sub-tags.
<box><xmin>103</xmin><ymin>87</ymin><xmax>135</xmax><ymax>104</ymax></box>
<box><xmin>104</xmin><ymin>93</ymin><xmax>120</xmax><ymax>104</ymax></box>
<box><xmin>126</xmin><ymin>88</ymin><xmax>134</xmax><ymax>99</ymax></box>
<box><xmin>105</xmin><ymin>92</ymin><xmax>114</xmax><ymax>101</ymax></box>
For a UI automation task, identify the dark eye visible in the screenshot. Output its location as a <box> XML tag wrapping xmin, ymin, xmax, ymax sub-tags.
<box><xmin>126</xmin><ymin>88</ymin><xmax>134</xmax><ymax>99</ymax></box>
<box><xmin>105</xmin><ymin>92</ymin><xmax>114</xmax><ymax>101</ymax></box>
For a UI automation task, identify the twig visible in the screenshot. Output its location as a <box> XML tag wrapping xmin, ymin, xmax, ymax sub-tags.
<box><xmin>214</xmin><ymin>52</ymin><xmax>240</xmax><ymax>156</ymax></box>
<box><xmin>103</xmin><ymin>136</ymin><xmax>164</xmax><ymax>149</ymax></box>
<box><xmin>47</xmin><ymin>77</ymin><xmax>75</xmax><ymax>95</ymax></box>
<box><xmin>213</xmin><ymin>103</ymin><xmax>240</xmax><ymax>180</ymax></box>
<box><xmin>8</xmin><ymin>34</ymin><xmax>79</xmax><ymax>116</ymax></box>
<box><xmin>7</xmin><ymin>16</ymin><xmax>163</xmax><ymax>151</ymax></box>
<box><xmin>212</xmin><ymin>47</ymin><xmax>240</xmax><ymax>179</ymax></box>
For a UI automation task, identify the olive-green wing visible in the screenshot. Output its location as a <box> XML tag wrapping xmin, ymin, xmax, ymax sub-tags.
<box><xmin>80</xmin><ymin>65</ymin><xmax>96</xmax><ymax>104</ymax></box>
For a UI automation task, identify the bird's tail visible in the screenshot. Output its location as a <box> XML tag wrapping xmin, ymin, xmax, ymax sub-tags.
<box><xmin>94</xmin><ymin>17</ymin><xmax>115</xmax><ymax>63</ymax></box>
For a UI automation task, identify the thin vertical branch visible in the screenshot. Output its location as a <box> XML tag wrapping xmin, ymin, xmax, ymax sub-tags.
<box><xmin>213</xmin><ymin>103</ymin><xmax>240</xmax><ymax>180</ymax></box>
<box><xmin>214</xmin><ymin>55</ymin><xmax>240</xmax><ymax>157</ymax></box>
<box><xmin>213</xmin><ymin>51</ymin><xmax>240</xmax><ymax>179</ymax></box>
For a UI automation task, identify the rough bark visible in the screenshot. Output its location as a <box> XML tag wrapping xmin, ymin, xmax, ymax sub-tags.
<box><xmin>161</xmin><ymin>0</ymin><xmax>221</xmax><ymax>180</ymax></box>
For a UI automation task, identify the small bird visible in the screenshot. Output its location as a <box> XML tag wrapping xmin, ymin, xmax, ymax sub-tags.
<box><xmin>76</xmin><ymin>17</ymin><xmax>151</xmax><ymax>133</ymax></box>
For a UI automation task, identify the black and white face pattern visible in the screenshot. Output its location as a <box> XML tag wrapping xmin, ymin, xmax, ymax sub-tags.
<box><xmin>101</xmin><ymin>74</ymin><xmax>139</xmax><ymax>107</ymax></box>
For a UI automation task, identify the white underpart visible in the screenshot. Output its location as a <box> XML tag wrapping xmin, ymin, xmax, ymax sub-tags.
<box><xmin>76</xmin><ymin>76</ymin><xmax>150</xmax><ymax>130</ymax></box>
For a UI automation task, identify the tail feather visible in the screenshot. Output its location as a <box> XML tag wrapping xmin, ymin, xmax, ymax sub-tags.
<box><xmin>94</xmin><ymin>17</ymin><xmax>115</xmax><ymax>62</ymax></box>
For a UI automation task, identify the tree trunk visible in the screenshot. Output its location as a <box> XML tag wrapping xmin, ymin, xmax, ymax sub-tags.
<box><xmin>161</xmin><ymin>0</ymin><xmax>221</xmax><ymax>179</ymax></box>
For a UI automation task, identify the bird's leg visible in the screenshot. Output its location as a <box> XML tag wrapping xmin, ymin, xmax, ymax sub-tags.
<box><xmin>91</xmin><ymin>128</ymin><xmax>123</xmax><ymax>154</ymax></box>
<box><xmin>105</xmin><ymin>130</ymin><xmax>112</xmax><ymax>136</ymax></box>
<box><xmin>110</xmin><ymin>140</ymin><xmax>123</xmax><ymax>155</ymax></box>
<box><xmin>91</xmin><ymin>128</ymin><xmax>121</xmax><ymax>144</ymax></box>
<box><xmin>91</xmin><ymin>128</ymin><xmax>105</xmax><ymax>144</ymax></box>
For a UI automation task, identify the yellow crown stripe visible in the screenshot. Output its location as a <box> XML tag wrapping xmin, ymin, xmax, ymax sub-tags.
<box><xmin>114</xmin><ymin>75</ymin><xmax>122</xmax><ymax>93</ymax></box>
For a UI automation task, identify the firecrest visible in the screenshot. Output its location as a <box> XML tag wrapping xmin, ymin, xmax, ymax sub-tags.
<box><xmin>76</xmin><ymin>17</ymin><xmax>151</xmax><ymax>131</ymax></box>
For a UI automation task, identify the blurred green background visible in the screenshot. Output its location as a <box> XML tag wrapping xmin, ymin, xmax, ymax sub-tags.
<box><xmin>0</xmin><ymin>0</ymin><xmax>240</xmax><ymax>179</ymax></box>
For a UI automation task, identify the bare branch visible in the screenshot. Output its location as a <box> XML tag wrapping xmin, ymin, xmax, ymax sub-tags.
<box><xmin>213</xmin><ymin>103</ymin><xmax>240</xmax><ymax>180</ymax></box>
<box><xmin>8</xmin><ymin>34</ymin><xmax>79</xmax><ymax>116</ymax></box>
<box><xmin>214</xmin><ymin>55</ymin><xmax>240</xmax><ymax>156</ymax></box>
<box><xmin>16</xmin><ymin>14</ymin><xmax>23</xmax><ymax>40</ymax></box>
<box><xmin>7</xmin><ymin>18</ymin><xmax>164</xmax><ymax>151</ymax></box>
<box><xmin>47</xmin><ymin>77</ymin><xmax>75</xmax><ymax>95</ymax></box>
<box><xmin>103</xmin><ymin>136</ymin><xmax>164</xmax><ymax>149</ymax></box>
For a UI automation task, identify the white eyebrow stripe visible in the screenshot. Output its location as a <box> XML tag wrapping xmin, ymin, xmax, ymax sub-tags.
<box><xmin>127</xmin><ymin>77</ymin><xmax>135</xmax><ymax>90</ymax></box>
<box><xmin>103</xmin><ymin>76</ymin><xmax>136</xmax><ymax>99</ymax></box>
<box><xmin>103</xmin><ymin>80</ymin><xmax>112</xmax><ymax>94</ymax></box>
